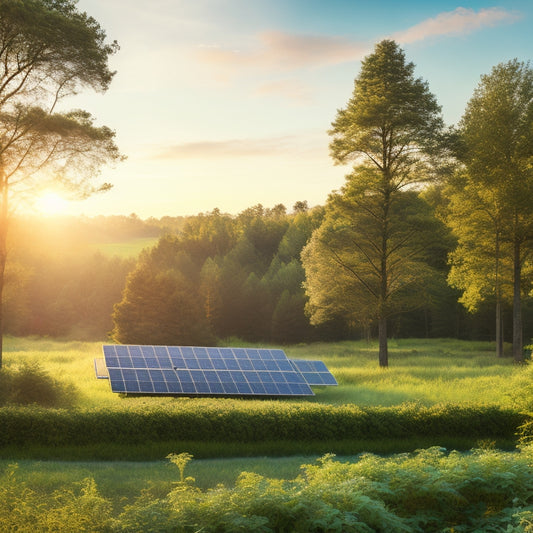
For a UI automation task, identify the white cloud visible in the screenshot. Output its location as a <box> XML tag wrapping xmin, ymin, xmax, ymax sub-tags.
<box><xmin>391</xmin><ymin>7</ymin><xmax>521</xmax><ymax>44</ymax></box>
<box><xmin>197</xmin><ymin>30</ymin><xmax>368</xmax><ymax>71</ymax></box>
<box><xmin>156</xmin><ymin>137</ymin><xmax>297</xmax><ymax>159</ymax></box>
<box><xmin>154</xmin><ymin>134</ymin><xmax>326</xmax><ymax>160</ymax></box>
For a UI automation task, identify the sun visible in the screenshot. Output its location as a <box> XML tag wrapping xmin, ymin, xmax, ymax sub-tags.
<box><xmin>35</xmin><ymin>192</ymin><xmax>70</xmax><ymax>215</ymax></box>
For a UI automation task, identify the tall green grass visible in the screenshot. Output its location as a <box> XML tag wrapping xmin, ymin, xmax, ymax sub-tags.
<box><xmin>3</xmin><ymin>336</ymin><xmax>527</xmax><ymax>409</ymax></box>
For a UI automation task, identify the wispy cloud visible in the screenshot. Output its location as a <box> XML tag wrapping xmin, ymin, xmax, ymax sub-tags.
<box><xmin>197</xmin><ymin>30</ymin><xmax>367</xmax><ymax>71</ymax></box>
<box><xmin>154</xmin><ymin>136</ymin><xmax>319</xmax><ymax>159</ymax></box>
<box><xmin>391</xmin><ymin>7</ymin><xmax>522</xmax><ymax>44</ymax></box>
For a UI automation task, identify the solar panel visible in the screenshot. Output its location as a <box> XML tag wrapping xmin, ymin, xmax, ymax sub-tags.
<box><xmin>100</xmin><ymin>345</ymin><xmax>318</xmax><ymax>397</ymax></box>
<box><xmin>290</xmin><ymin>359</ymin><xmax>338</xmax><ymax>386</ymax></box>
<box><xmin>94</xmin><ymin>358</ymin><xmax>109</xmax><ymax>379</ymax></box>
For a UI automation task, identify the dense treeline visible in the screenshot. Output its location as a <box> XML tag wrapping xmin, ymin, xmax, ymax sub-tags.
<box><xmin>111</xmin><ymin>201</ymin><xmax>531</xmax><ymax>346</ymax></box>
<box><xmin>4</xmin><ymin>202</ymin><xmax>532</xmax><ymax>344</ymax></box>
<box><xmin>1</xmin><ymin>201</ymin><xmax>530</xmax><ymax>344</ymax></box>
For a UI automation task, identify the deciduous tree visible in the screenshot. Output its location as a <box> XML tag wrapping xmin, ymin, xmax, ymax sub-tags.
<box><xmin>0</xmin><ymin>0</ymin><xmax>122</xmax><ymax>365</ymax></box>
<box><xmin>453</xmin><ymin>60</ymin><xmax>533</xmax><ymax>362</ymax></box>
<box><xmin>305</xmin><ymin>40</ymin><xmax>444</xmax><ymax>367</ymax></box>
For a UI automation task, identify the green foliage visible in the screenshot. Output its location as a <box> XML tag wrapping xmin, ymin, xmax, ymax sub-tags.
<box><xmin>450</xmin><ymin>59</ymin><xmax>533</xmax><ymax>361</ymax></box>
<box><xmin>303</xmin><ymin>191</ymin><xmax>448</xmax><ymax>328</ymax></box>
<box><xmin>0</xmin><ymin>464</ymin><xmax>114</xmax><ymax>533</ymax></box>
<box><xmin>307</xmin><ymin>39</ymin><xmax>447</xmax><ymax>365</ymax></box>
<box><xmin>7</xmin><ymin>447</ymin><xmax>533</xmax><ymax>532</ymax></box>
<box><xmin>0</xmin><ymin>402</ymin><xmax>524</xmax><ymax>449</ymax></box>
<box><xmin>111</xmin><ymin>205</ymin><xmax>323</xmax><ymax>345</ymax></box>
<box><xmin>0</xmin><ymin>361</ymin><xmax>77</xmax><ymax>407</ymax></box>
<box><xmin>166</xmin><ymin>452</ymin><xmax>194</xmax><ymax>483</ymax></box>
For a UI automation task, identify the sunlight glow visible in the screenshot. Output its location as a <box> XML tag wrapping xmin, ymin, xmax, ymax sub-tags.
<box><xmin>35</xmin><ymin>192</ymin><xmax>70</xmax><ymax>215</ymax></box>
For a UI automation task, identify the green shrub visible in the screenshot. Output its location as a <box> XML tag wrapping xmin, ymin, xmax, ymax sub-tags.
<box><xmin>6</xmin><ymin>448</ymin><xmax>533</xmax><ymax>532</ymax></box>
<box><xmin>0</xmin><ymin>402</ymin><xmax>525</xmax><ymax>448</ymax></box>
<box><xmin>0</xmin><ymin>362</ymin><xmax>78</xmax><ymax>408</ymax></box>
<box><xmin>118</xmin><ymin>447</ymin><xmax>533</xmax><ymax>532</ymax></box>
<box><xmin>0</xmin><ymin>464</ymin><xmax>113</xmax><ymax>533</ymax></box>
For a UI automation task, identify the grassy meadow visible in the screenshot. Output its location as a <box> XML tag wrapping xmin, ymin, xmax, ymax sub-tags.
<box><xmin>1</xmin><ymin>336</ymin><xmax>527</xmax><ymax>410</ymax></box>
<box><xmin>89</xmin><ymin>236</ymin><xmax>160</xmax><ymax>258</ymax></box>
<box><xmin>2</xmin><ymin>336</ymin><xmax>533</xmax><ymax>531</ymax></box>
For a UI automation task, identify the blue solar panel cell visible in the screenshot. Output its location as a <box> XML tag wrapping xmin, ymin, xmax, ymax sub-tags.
<box><xmin>222</xmin><ymin>382</ymin><xmax>238</xmax><ymax>394</ymax></box>
<box><xmin>184</xmin><ymin>358</ymin><xmax>200</xmax><ymax>369</ymax></box>
<box><xmin>181</xmin><ymin>382</ymin><xmax>196</xmax><ymax>394</ymax></box>
<box><xmin>257</xmin><ymin>371</ymin><xmax>273</xmax><ymax>383</ymax></box>
<box><xmin>167</xmin><ymin>381</ymin><xmax>183</xmax><ymax>393</ymax></box>
<box><xmin>181</xmin><ymin>346</ymin><xmax>194</xmax><ymax>358</ymax></box>
<box><xmin>263</xmin><ymin>382</ymin><xmax>278</xmax><ymax>394</ymax></box>
<box><xmin>198</xmin><ymin>358</ymin><xmax>214</xmax><ymax>370</ymax></box>
<box><xmin>252</xmin><ymin>359</ymin><xmax>267</xmax><ymax>370</ymax></box>
<box><xmin>204</xmin><ymin>370</ymin><xmax>220</xmax><ymax>383</ymax></box>
<box><xmin>277</xmin><ymin>383</ymin><xmax>291</xmax><ymax>395</ymax></box>
<box><xmin>224</xmin><ymin>358</ymin><xmax>239</xmax><ymax>370</ymax></box>
<box><xmin>195</xmin><ymin>381</ymin><xmax>210</xmax><ymax>394</ymax></box>
<box><xmin>259</xmin><ymin>349</ymin><xmax>272</xmax><ymax>359</ymax></box>
<box><xmin>106</xmin><ymin>356</ymin><xmax>119</xmax><ymax>367</ymax></box>
<box><xmin>267</xmin><ymin>372</ymin><xmax>280</xmax><ymax>383</ymax></box>
<box><xmin>207</xmin><ymin>347</ymin><xmax>220</xmax><ymax>357</ymax></box>
<box><xmin>246</xmin><ymin>371</ymin><xmax>260</xmax><ymax>383</ymax></box>
<box><xmin>212</xmin><ymin>358</ymin><xmax>227</xmax><ymax>370</ymax></box>
<box><xmin>139</xmin><ymin>381</ymin><xmax>153</xmax><ymax>393</ymax></box>
<box><xmin>129</xmin><ymin>346</ymin><xmax>142</xmax><ymax>357</ymax></box>
<box><xmin>322</xmin><ymin>373</ymin><xmax>338</xmax><ymax>385</ymax></box>
<box><xmin>194</xmin><ymin>347</ymin><xmax>208</xmax><ymax>357</ymax></box>
<box><xmin>232</xmin><ymin>348</ymin><xmax>246</xmax><ymax>358</ymax></box>
<box><xmin>236</xmin><ymin>382</ymin><xmax>252</xmax><ymax>394</ymax></box>
<box><xmin>112</xmin><ymin>381</ymin><xmax>126</xmax><ymax>393</ymax></box>
<box><xmin>124</xmin><ymin>380</ymin><xmax>140</xmax><ymax>392</ymax></box>
<box><xmin>250</xmin><ymin>382</ymin><xmax>266</xmax><ymax>394</ymax></box>
<box><xmin>238</xmin><ymin>358</ymin><xmax>253</xmax><ymax>370</ymax></box>
<box><xmin>168</xmin><ymin>346</ymin><xmax>181</xmax><ymax>357</ymax></box>
<box><xmin>209</xmin><ymin>382</ymin><xmax>224</xmax><ymax>394</ymax></box>
<box><xmin>171</xmin><ymin>357</ymin><xmax>185</xmax><ymax>369</ymax></box>
<box><xmin>277</xmin><ymin>360</ymin><xmax>293</xmax><ymax>371</ymax></box>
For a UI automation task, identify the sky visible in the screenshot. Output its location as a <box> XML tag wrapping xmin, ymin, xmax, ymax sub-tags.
<box><xmin>47</xmin><ymin>0</ymin><xmax>533</xmax><ymax>219</ymax></box>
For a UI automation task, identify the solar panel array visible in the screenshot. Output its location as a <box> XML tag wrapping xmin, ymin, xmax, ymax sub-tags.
<box><xmin>98</xmin><ymin>344</ymin><xmax>337</xmax><ymax>397</ymax></box>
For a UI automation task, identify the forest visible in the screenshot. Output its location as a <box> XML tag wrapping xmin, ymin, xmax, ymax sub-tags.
<box><xmin>4</xmin><ymin>203</ymin><xmax>531</xmax><ymax>348</ymax></box>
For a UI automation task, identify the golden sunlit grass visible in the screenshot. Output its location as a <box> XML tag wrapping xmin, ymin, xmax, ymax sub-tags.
<box><xmin>2</xmin><ymin>336</ymin><xmax>530</xmax><ymax>410</ymax></box>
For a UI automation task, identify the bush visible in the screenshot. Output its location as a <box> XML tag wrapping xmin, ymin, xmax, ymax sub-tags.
<box><xmin>0</xmin><ymin>401</ymin><xmax>525</xmax><ymax>448</ymax></box>
<box><xmin>6</xmin><ymin>448</ymin><xmax>533</xmax><ymax>531</ymax></box>
<box><xmin>0</xmin><ymin>362</ymin><xmax>78</xmax><ymax>408</ymax></box>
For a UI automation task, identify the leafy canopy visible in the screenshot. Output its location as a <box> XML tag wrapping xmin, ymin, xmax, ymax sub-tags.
<box><xmin>0</xmin><ymin>0</ymin><xmax>122</xmax><ymax>199</ymax></box>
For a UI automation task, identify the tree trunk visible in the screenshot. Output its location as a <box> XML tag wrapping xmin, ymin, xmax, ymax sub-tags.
<box><xmin>495</xmin><ymin>232</ymin><xmax>504</xmax><ymax>357</ymax></box>
<box><xmin>378</xmin><ymin>316</ymin><xmax>388</xmax><ymax>367</ymax></box>
<box><xmin>512</xmin><ymin>238</ymin><xmax>523</xmax><ymax>363</ymax></box>
<box><xmin>496</xmin><ymin>300</ymin><xmax>504</xmax><ymax>358</ymax></box>
<box><xmin>0</xmin><ymin>182</ymin><xmax>7</xmax><ymax>368</ymax></box>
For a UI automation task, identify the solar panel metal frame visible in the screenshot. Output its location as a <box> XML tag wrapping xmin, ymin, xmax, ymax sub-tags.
<box><xmin>94</xmin><ymin>357</ymin><xmax>109</xmax><ymax>379</ymax></box>
<box><xmin>101</xmin><ymin>344</ymin><xmax>316</xmax><ymax>397</ymax></box>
